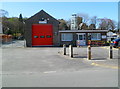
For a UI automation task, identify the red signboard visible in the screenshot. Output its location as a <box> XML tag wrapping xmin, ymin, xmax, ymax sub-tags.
<box><xmin>32</xmin><ymin>24</ymin><xmax>53</xmax><ymax>46</ymax></box>
<box><xmin>88</xmin><ymin>40</ymin><xmax>105</xmax><ymax>46</ymax></box>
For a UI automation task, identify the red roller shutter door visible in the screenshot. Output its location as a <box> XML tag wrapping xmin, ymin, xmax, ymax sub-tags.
<box><xmin>32</xmin><ymin>24</ymin><xmax>53</xmax><ymax>46</ymax></box>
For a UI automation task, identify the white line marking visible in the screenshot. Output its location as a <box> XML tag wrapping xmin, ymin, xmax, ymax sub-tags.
<box><xmin>43</xmin><ymin>71</ymin><xmax>56</xmax><ymax>74</ymax></box>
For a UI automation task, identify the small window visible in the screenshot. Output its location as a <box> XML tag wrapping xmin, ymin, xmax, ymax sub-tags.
<box><xmin>61</xmin><ymin>33</ymin><xmax>73</xmax><ymax>41</ymax></box>
<box><xmin>40</xmin><ymin>36</ymin><xmax>45</xmax><ymax>38</ymax></box>
<box><xmin>46</xmin><ymin>35</ymin><xmax>51</xmax><ymax>38</ymax></box>
<box><xmin>91</xmin><ymin>33</ymin><xmax>101</xmax><ymax>40</ymax></box>
<box><xmin>34</xmin><ymin>36</ymin><xmax>38</xmax><ymax>38</ymax></box>
<box><xmin>79</xmin><ymin>35</ymin><xmax>82</xmax><ymax>40</ymax></box>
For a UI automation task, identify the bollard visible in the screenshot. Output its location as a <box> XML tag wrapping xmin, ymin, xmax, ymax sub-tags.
<box><xmin>87</xmin><ymin>45</ymin><xmax>91</xmax><ymax>60</ymax></box>
<box><xmin>69</xmin><ymin>45</ymin><xmax>73</xmax><ymax>57</ymax></box>
<box><xmin>24</xmin><ymin>39</ymin><xmax>26</xmax><ymax>48</ymax></box>
<box><xmin>109</xmin><ymin>45</ymin><xmax>113</xmax><ymax>59</ymax></box>
<box><xmin>63</xmin><ymin>44</ymin><xmax>66</xmax><ymax>55</ymax></box>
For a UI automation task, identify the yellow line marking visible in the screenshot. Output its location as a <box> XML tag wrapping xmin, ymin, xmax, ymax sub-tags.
<box><xmin>91</xmin><ymin>63</ymin><xmax>119</xmax><ymax>69</ymax></box>
<box><xmin>101</xmin><ymin>47</ymin><xmax>118</xmax><ymax>50</ymax></box>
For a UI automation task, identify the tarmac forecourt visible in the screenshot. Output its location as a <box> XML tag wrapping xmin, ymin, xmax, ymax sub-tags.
<box><xmin>90</xmin><ymin>62</ymin><xmax>119</xmax><ymax>69</ymax></box>
<box><xmin>59</xmin><ymin>46</ymin><xmax>119</xmax><ymax>70</ymax></box>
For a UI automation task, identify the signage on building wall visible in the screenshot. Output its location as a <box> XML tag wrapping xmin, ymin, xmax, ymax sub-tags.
<box><xmin>102</xmin><ymin>35</ymin><xmax>107</xmax><ymax>39</ymax></box>
<box><xmin>39</xmin><ymin>21</ymin><xmax>47</xmax><ymax>24</ymax></box>
<box><xmin>88</xmin><ymin>40</ymin><xmax>105</xmax><ymax>46</ymax></box>
<box><xmin>39</xmin><ymin>19</ymin><xmax>47</xmax><ymax>24</ymax></box>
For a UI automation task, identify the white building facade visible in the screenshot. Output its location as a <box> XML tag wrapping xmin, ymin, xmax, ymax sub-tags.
<box><xmin>71</xmin><ymin>14</ymin><xmax>78</xmax><ymax>30</ymax></box>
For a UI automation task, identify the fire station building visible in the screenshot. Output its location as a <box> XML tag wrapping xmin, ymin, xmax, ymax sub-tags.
<box><xmin>25</xmin><ymin>10</ymin><xmax>60</xmax><ymax>47</ymax></box>
<box><xmin>25</xmin><ymin>10</ymin><xmax>108</xmax><ymax>47</ymax></box>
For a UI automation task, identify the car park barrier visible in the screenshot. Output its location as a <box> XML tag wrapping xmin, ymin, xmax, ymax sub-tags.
<box><xmin>59</xmin><ymin>44</ymin><xmax>115</xmax><ymax>60</ymax></box>
<box><xmin>69</xmin><ymin>45</ymin><xmax>73</xmax><ymax>58</ymax></box>
<box><xmin>63</xmin><ymin>44</ymin><xmax>66</xmax><ymax>55</ymax></box>
<box><xmin>87</xmin><ymin>45</ymin><xmax>91</xmax><ymax>60</ymax></box>
<box><xmin>109</xmin><ymin>45</ymin><xmax>113</xmax><ymax>59</ymax></box>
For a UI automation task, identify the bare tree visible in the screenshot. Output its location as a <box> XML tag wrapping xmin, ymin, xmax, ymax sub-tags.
<box><xmin>76</xmin><ymin>16</ymin><xmax>82</xmax><ymax>29</ymax></box>
<box><xmin>0</xmin><ymin>9</ymin><xmax>9</xmax><ymax>17</ymax></box>
<box><xmin>58</xmin><ymin>19</ymin><xmax>68</xmax><ymax>30</ymax></box>
<box><xmin>66</xmin><ymin>19</ymin><xmax>71</xmax><ymax>30</ymax></box>
<box><xmin>98</xmin><ymin>18</ymin><xmax>116</xmax><ymax>30</ymax></box>
<box><xmin>88</xmin><ymin>16</ymin><xmax>97</xmax><ymax>29</ymax></box>
<box><xmin>77</xmin><ymin>13</ymin><xmax>89</xmax><ymax>24</ymax></box>
<box><xmin>79</xmin><ymin>23</ymin><xmax>88</xmax><ymax>30</ymax></box>
<box><xmin>88</xmin><ymin>24</ymin><xmax>96</xmax><ymax>30</ymax></box>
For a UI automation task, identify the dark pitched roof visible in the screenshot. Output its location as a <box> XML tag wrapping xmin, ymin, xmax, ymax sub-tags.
<box><xmin>26</xmin><ymin>10</ymin><xmax>60</xmax><ymax>23</ymax></box>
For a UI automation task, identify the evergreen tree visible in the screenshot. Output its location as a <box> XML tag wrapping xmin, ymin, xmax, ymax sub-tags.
<box><xmin>19</xmin><ymin>14</ymin><xmax>23</xmax><ymax>22</ymax></box>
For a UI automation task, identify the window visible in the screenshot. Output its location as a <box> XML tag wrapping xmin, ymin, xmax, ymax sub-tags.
<box><xmin>40</xmin><ymin>36</ymin><xmax>45</xmax><ymax>38</ymax></box>
<box><xmin>61</xmin><ymin>33</ymin><xmax>73</xmax><ymax>41</ymax></box>
<box><xmin>79</xmin><ymin>35</ymin><xmax>82</xmax><ymax>40</ymax></box>
<box><xmin>91</xmin><ymin>33</ymin><xmax>101</xmax><ymax>40</ymax></box>
<box><xmin>34</xmin><ymin>36</ymin><xmax>38</xmax><ymax>38</ymax></box>
<box><xmin>46</xmin><ymin>35</ymin><xmax>51</xmax><ymax>38</ymax></box>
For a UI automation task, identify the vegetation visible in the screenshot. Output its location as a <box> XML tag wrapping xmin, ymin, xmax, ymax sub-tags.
<box><xmin>59</xmin><ymin>13</ymin><xmax>118</xmax><ymax>32</ymax></box>
<box><xmin>1</xmin><ymin>9</ymin><xmax>27</xmax><ymax>39</ymax></box>
<box><xmin>1</xmin><ymin>9</ymin><xmax>119</xmax><ymax>39</ymax></box>
<box><xmin>58</xmin><ymin>19</ymin><xmax>69</xmax><ymax>30</ymax></box>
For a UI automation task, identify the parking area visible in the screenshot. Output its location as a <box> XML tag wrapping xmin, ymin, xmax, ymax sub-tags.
<box><xmin>2</xmin><ymin>47</ymin><xmax>94</xmax><ymax>74</ymax></box>
<box><xmin>1</xmin><ymin>40</ymin><xmax>25</xmax><ymax>48</ymax></box>
<box><xmin>2</xmin><ymin>45</ymin><xmax>119</xmax><ymax>74</ymax></box>
<box><xmin>2</xmin><ymin>46</ymin><xmax>119</xmax><ymax>87</ymax></box>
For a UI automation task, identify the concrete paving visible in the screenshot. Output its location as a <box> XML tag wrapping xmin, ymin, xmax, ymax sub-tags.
<box><xmin>1</xmin><ymin>45</ymin><xmax>119</xmax><ymax>87</ymax></box>
<box><xmin>1</xmin><ymin>41</ymin><xmax>119</xmax><ymax>87</ymax></box>
<box><xmin>2</xmin><ymin>47</ymin><xmax>95</xmax><ymax>74</ymax></box>
<box><xmin>60</xmin><ymin>46</ymin><xmax>118</xmax><ymax>69</ymax></box>
<box><xmin>2</xmin><ymin>40</ymin><xmax>25</xmax><ymax>48</ymax></box>
<box><xmin>2</xmin><ymin>69</ymin><xmax>118</xmax><ymax>87</ymax></box>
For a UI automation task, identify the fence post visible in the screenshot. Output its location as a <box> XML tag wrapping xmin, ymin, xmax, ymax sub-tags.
<box><xmin>63</xmin><ymin>44</ymin><xmax>66</xmax><ymax>55</ymax></box>
<box><xmin>109</xmin><ymin>45</ymin><xmax>113</xmax><ymax>59</ymax></box>
<box><xmin>87</xmin><ymin>45</ymin><xmax>91</xmax><ymax>60</ymax></box>
<box><xmin>69</xmin><ymin>45</ymin><xmax>73</xmax><ymax>58</ymax></box>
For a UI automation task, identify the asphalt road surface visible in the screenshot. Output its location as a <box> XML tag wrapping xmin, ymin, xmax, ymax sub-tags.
<box><xmin>1</xmin><ymin>46</ymin><xmax>119</xmax><ymax>87</ymax></box>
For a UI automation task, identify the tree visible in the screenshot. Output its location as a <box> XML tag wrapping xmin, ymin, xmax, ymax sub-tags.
<box><xmin>90</xmin><ymin>16</ymin><xmax>97</xmax><ymax>24</ymax></box>
<box><xmin>88</xmin><ymin>24</ymin><xmax>96</xmax><ymax>30</ymax></box>
<box><xmin>89</xmin><ymin>16</ymin><xmax>97</xmax><ymax>29</ymax></box>
<box><xmin>76</xmin><ymin>13</ymin><xmax>90</xmax><ymax>30</ymax></box>
<box><xmin>8</xmin><ymin>17</ymin><xmax>20</xmax><ymax>36</ymax></box>
<box><xmin>79</xmin><ymin>23</ymin><xmax>88</xmax><ymax>30</ymax></box>
<box><xmin>77</xmin><ymin>16</ymin><xmax>82</xmax><ymax>29</ymax></box>
<box><xmin>2</xmin><ymin>17</ymin><xmax>22</xmax><ymax>37</ymax></box>
<box><xmin>19</xmin><ymin>14</ymin><xmax>23</xmax><ymax>22</ymax></box>
<box><xmin>0</xmin><ymin>9</ymin><xmax>9</xmax><ymax>17</ymax></box>
<box><xmin>2</xmin><ymin>17</ymin><xmax>11</xmax><ymax>34</ymax></box>
<box><xmin>98</xmin><ymin>18</ymin><xmax>116</xmax><ymax>30</ymax></box>
<box><xmin>1</xmin><ymin>10</ymin><xmax>27</xmax><ymax>39</ymax></box>
<box><xmin>58</xmin><ymin>19</ymin><xmax>68</xmax><ymax>30</ymax></box>
<box><xmin>77</xmin><ymin>13</ymin><xmax>89</xmax><ymax>24</ymax></box>
<box><xmin>0</xmin><ymin>9</ymin><xmax>9</xmax><ymax>33</ymax></box>
<box><xmin>18</xmin><ymin>14</ymin><xmax>24</xmax><ymax>35</ymax></box>
<box><xmin>66</xmin><ymin>19</ymin><xmax>71</xmax><ymax>30</ymax></box>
